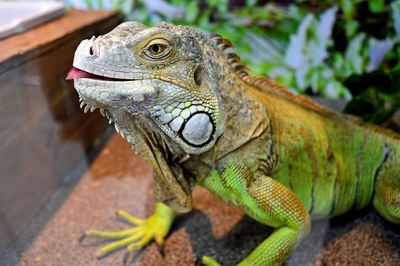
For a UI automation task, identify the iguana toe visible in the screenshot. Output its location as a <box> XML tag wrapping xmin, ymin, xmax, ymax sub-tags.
<box><xmin>202</xmin><ymin>255</ymin><xmax>222</xmax><ymax>266</ymax></box>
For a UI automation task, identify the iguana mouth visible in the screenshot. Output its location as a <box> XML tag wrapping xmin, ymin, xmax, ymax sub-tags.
<box><xmin>66</xmin><ymin>67</ymin><xmax>132</xmax><ymax>82</ymax></box>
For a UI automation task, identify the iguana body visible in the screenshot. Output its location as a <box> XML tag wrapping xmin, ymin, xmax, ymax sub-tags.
<box><xmin>67</xmin><ymin>22</ymin><xmax>400</xmax><ymax>265</ymax></box>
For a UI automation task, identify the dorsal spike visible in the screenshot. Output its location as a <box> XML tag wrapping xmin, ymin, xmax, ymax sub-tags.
<box><xmin>244</xmin><ymin>75</ymin><xmax>342</xmax><ymax>117</ymax></box>
<box><xmin>231</xmin><ymin>63</ymin><xmax>248</xmax><ymax>72</ymax></box>
<box><xmin>211</xmin><ymin>34</ymin><xmax>224</xmax><ymax>44</ymax></box>
<box><xmin>226</xmin><ymin>53</ymin><xmax>241</xmax><ymax>59</ymax></box>
<box><xmin>228</xmin><ymin>58</ymin><xmax>240</xmax><ymax>65</ymax></box>
<box><xmin>210</xmin><ymin>33</ymin><xmax>222</xmax><ymax>39</ymax></box>
<box><xmin>222</xmin><ymin>38</ymin><xmax>233</xmax><ymax>48</ymax></box>
<box><xmin>208</xmin><ymin>33</ymin><xmax>250</xmax><ymax>78</ymax></box>
<box><xmin>218</xmin><ymin>43</ymin><xmax>232</xmax><ymax>50</ymax></box>
<box><xmin>238</xmin><ymin>72</ymin><xmax>248</xmax><ymax>78</ymax></box>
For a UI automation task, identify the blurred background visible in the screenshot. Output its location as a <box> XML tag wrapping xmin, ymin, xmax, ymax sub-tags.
<box><xmin>63</xmin><ymin>0</ymin><xmax>400</xmax><ymax>125</ymax></box>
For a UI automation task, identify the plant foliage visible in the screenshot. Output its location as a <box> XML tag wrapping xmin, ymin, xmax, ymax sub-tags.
<box><xmin>65</xmin><ymin>0</ymin><xmax>400</xmax><ymax>124</ymax></box>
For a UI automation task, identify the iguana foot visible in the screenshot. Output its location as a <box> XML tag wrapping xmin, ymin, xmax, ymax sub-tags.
<box><xmin>82</xmin><ymin>203</ymin><xmax>175</xmax><ymax>258</ymax></box>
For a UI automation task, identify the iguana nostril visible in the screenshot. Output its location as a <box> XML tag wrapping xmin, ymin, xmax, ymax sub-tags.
<box><xmin>89</xmin><ymin>46</ymin><xmax>94</xmax><ymax>56</ymax></box>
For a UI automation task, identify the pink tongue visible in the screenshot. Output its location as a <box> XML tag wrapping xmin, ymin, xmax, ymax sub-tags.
<box><xmin>66</xmin><ymin>67</ymin><xmax>92</xmax><ymax>80</ymax></box>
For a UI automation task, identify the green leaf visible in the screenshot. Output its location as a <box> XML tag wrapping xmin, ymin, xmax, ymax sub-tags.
<box><xmin>345</xmin><ymin>33</ymin><xmax>366</xmax><ymax>75</ymax></box>
<box><xmin>340</xmin><ymin>0</ymin><xmax>353</xmax><ymax>19</ymax></box>
<box><xmin>325</xmin><ymin>80</ymin><xmax>344</xmax><ymax>99</ymax></box>
<box><xmin>184</xmin><ymin>1</ymin><xmax>199</xmax><ymax>22</ymax></box>
<box><xmin>368</xmin><ymin>0</ymin><xmax>385</xmax><ymax>13</ymax></box>
<box><xmin>333</xmin><ymin>53</ymin><xmax>345</xmax><ymax>74</ymax></box>
<box><xmin>344</xmin><ymin>20</ymin><xmax>359</xmax><ymax>38</ymax></box>
<box><xmin>208</xmin><ymin>0</ymin><xmax>228</xmax><ymax>13</ymax></box>
<box><xmin>198</xmin><ymin>10</ymin><xmax>211</xmax><ymax>29</ymax></box>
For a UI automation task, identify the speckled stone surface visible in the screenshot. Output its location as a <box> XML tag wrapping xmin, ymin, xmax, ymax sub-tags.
<box><xmin>1</xmin><ymin>133</ymin><xmax>399</xmax><ymax>266</ymax></box>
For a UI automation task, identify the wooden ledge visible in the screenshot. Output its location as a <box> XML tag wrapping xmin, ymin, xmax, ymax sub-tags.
<box><xmin>0</xmin><ymin>10</ymin><xmax>122</xmax><ymax>74</ymax></box>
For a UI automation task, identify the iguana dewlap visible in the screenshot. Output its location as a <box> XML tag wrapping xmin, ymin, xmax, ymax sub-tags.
<box><xmin>68</xmin><ymin>21</ymin><xmax>400</xmax><ymax>265</ymax></box>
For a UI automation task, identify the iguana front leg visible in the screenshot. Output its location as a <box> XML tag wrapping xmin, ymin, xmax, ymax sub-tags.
<box><xmin>201</xmin><ymin>168</ymin><xmax>311</xmax><ymax>265</ymax></box>
<box><xmin>82</xmin><ymin>202</ymin><xmax>175</xmax><ymax>258</ymax></box>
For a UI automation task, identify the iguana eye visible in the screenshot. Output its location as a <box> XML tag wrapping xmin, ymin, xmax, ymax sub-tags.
<box><xmin>149</xmin><ymin>44</ymin><xmax>165</xmax><ymax>54</ymax></box>
<box><xmin>143</xmin><ymin>39</ymin><xmax>171</xmax><ymax>59</ymax></box>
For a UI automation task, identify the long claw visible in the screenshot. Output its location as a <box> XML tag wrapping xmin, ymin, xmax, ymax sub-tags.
<box><xmin>85</xmin><ymin>228</ymin><xmax>137</xmax><ymax>239</ymax></box>
<box><xmin>96</xmin><ymin>233</ymin><xmax>142</xmax><ymax>258</ymax></box>
<box><xmin>126</xmin><ymin>234</ymin><xmax>152</xmax><ymax>252</ymax></box>
<box><xmin>79</xmin><ymin>233</ymin><xmax>86</xmax><ymax>243</ymax></box>
<box><xmin>116</xmin><ymin>210</ymin><xmax>145</xmax><ymax>225</ymax></box>
<box><xmin>123</xmin><ymin>249</ymin><xmax>142</xmax><ymax>266</ymax></box>
<box><xmin>158</xmin><ymin>244</ymin><xmax>165</xmax><ymax>257</ymax></box>
<box><xmin>123</xmin><ymin>251</ymin><xmax>131</xmax><ymax>266</ymax></box>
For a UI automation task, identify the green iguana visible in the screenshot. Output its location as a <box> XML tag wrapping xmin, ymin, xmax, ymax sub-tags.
<box><xmin>67</xmin><ymin>21</ymin><xmax>400</xmax><ymax>265</ymax></box>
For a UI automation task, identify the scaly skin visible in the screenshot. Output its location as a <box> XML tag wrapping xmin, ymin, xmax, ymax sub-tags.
<box><xmin>68</xmin><ymin>21</ymin><xmax>400</xmax><ymax>265</ymax></box>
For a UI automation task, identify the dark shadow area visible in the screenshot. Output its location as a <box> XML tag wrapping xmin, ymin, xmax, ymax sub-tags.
<box><xmin>176</xmin><ymin>207</ymin><xmax>400</xmax><ymax>266</ymax></box>
<box><xmin>176</xmin><ymin>209</ymin><xmax>272</xmax><ymax>265</ymax></box>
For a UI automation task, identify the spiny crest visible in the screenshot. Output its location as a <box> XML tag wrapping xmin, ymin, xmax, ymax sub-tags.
<box><xmin>363</xmin><ymin>123</ymin><xmax>400</xmax><ymax>140</ymax></box>
<box><xmin>244</xmin><ymin>76</ymin><xmax>369</xmax><ymax>125</ymax></box>
<box><xmin>209</xmin><ymin>33</ymin><xmax>250</xmax><ymax>78</ymax></box>
<box><xmin>244</xmin><ymin>75</ymin><xmax>339</xmax><ymax>117</ymax></box>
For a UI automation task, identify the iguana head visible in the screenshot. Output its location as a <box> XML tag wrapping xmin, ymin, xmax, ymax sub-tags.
<box><xmin>67</xmin><ymin>21</ymin><xmax>247</xmax><ymax>212</ymax></box>
<box><xmin>67</xmin><ymin>21</ymin><xmax>224</xmax><ymax>155</ymax></box>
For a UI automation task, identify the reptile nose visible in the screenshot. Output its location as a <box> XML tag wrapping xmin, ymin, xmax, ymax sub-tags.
<box><xmin>87</xmin><ymin>36</ymin><xmax>97</xmax><ymax>57</ymax></box>
<box><xmin>86</xmin><ymin>36</ymin><xmax>97</xmax><ymax>57</ymax></box>
<box><xmin>76</xmin><ymin>37</ymin><xmax>98</xmax><ymax>59</ymax></box>
<box><xmin>88</xmin><ymin>45</ymin><xmax>95</xmax><ymax>56</ymax></box>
